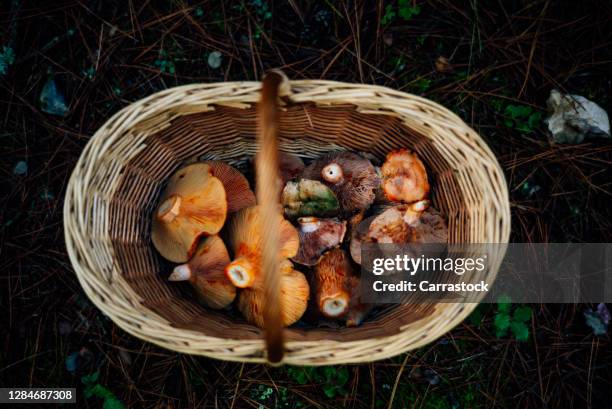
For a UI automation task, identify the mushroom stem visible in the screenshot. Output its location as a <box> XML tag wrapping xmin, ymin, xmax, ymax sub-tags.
<box><xmin>403</xmin><ymin>199</ymin><xmax>430</xmax><ymax>226</ymax></box>
<box><xmin>157</xmin><ymin>195</ymin><xmax>182</xmax><ymax>223</ymax></box>
<box><xmin>321</xmin><ymin>163</ymin><xmax>344</xmax><ymax>183</ymax></box>
<box><xmin>225</xmin><ymin>257</ymin><xmax>256</xmax><ymax>288</ymax></box>
<box><xmin>299</xmin><ymin>217</ymin><xmax>321</xmax><ymax>232</ymax></box>
<box><xmin>321</xmin><ymin>293</ymin><xmax>349</xmax><ymax>317</ymax></box>
<box><xmin>169</xmin><ymin>264</ymin><xmax>192</xmax><ymax>281</ymax></box>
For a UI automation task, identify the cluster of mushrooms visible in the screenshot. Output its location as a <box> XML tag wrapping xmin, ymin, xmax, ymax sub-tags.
<box><xmin>151</xmin><ymin>149</ymin><xmax>448</xmax><ymax>329</ymax></box>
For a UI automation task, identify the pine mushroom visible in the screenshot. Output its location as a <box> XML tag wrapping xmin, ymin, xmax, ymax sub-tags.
<box><xmin>314</xmin><ymin>248</ymin><xmax>352</xmax><ymax>318</ymax></box>
<box><xmin>168</xmin><ymin>235</ymin><xmax>235</xmax><ymax>309</ymax></box>
<box><xmin>151</xmin><ymin>163</ymin><xmax>227</xmax><ymax>263</ymax></box>
<box><xmin>225</xmin><ymin>206</ymin><xmax>299</xmax><ymax>288</ymax></box>
<box><xmin>292</xmin><ymin>217</ymin><xmax>347</xmax><ymax>266</ymax></box>
<box><xmin>281</xmin><ymin>179</ymin><xmax>340</xmax><ymax>219</ymax></box>
<box><xmin>380</xmin><ymin>149</ymin><xmax>429</xmax><ymax>203</ymax></box>
<box><xmin>302</xmin><ymin>152</ymin><xmax>378</xmax><ymax>213</ymax></box>
<box><xmin>368</xmin><ymin>200</ymin><xmax>434</xmax><ymax>243</ymax></box>
<box><xmin>237</xmin><ymin>261</ymin><xmax>310</xmax><ymax>328</ymax></box>
<box><xmin>205</xmin><ymin>161</ymin><xmax>256</xmax><ymax>213</ymax></box>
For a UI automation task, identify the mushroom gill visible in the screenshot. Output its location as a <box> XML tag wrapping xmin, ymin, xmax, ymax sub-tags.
<box><xmin>292</xmin><ymin>217</ymin><xmax>347</xmax><ymax>266</ymax></box>
<box><xmin>314</xmin><ymin>248</ymin><xmax>352</xmax><ymax>318</ymax></box>
<box><xmin>205</xmin><ymin>161</ymin><xmax>256</xmax><ymax>213</ymax></box>
<box><xmin>225</xmin><ymin>206</ymin><xmax>299</xmax><ymax>288</ymax></box>
<box><xmin>301</xmin><ymin>152</ymin><xmax>379</xmax><ymax>213</ymax></box>
<box><xmin>169</xmin><ymin>235</ymin><xmax>235</xmax><ymax>309</ymax></box>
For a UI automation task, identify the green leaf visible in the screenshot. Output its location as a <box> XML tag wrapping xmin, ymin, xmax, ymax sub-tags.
<box><xmin>513</xmin><ymin>306</ymin><xmax>532</xmax><ymax>323</ymax></box>
<box><xmin>497</xmin><ymin>295</ymin><xmax>512</xmax><ymax>313</ymax></box>
<box><xmin>336</xmin><ymin>367</ymin><xmax>349</xmax><ymax>387</ymax></box>
<box><xmin>504</xmin><ymin>104</ymin><xmax>532</xmax><ymax>119</ymax></box>
<box><xmin>494</xmin><ymin>313</ymin><xmax>510</xmax><ymax>338</ymax></box>
<box><xmin>322</xmin><ymin>384</ymin><xmax>337</xmax><ymax>398</ymax></box>
<box><xmin>381</xmin><ymin>5</ymin><xmax>396</xmax><ymax>25</ymax></box>
<box><xmin>82</xmin><ymin>371</ymin><xmax>100</xmax><ymax>386</ymax></box>
<box><xmin>528</xmin><ymin>112</ymin><xmax>542</xmax><ymax>129</ymax></box>
<box><xmin>510</xmin><ymin>321</ymin><xmax>530</xmax><ymax>341</ymax></box>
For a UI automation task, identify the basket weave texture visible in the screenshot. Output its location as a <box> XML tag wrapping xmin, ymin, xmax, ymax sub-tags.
<box><xmin>64</xmin><ymin>80</ymin><xmax>510</xmax><ymax>365</ymax></box>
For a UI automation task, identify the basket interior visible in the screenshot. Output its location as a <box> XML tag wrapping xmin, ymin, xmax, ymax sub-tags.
<box><xmin>110</xmin><ymin>103</ymin><xmax>472</xmax><ymax>342</ymax></box>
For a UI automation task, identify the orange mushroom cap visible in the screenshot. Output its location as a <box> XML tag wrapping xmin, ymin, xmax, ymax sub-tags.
<box><xmin>205</xmin><ymin>161</ymin><xmax>256</xmax><ymax>213</ymax></box>
<box><xmin>237</xmin><ymin>262</ymin><xmax>310</xmax><ymax>328</ymax></box>
<box><xmin>169</xmin><ymin>235</ymin><xmax>236</xmax><ymax>309</ymax></box>
<box><xmin>224</xmin><ymin>206</ymin><xmax>299</xmax><ymax>288</ymax></box>
<box><xmin>152</xmin><ymin>163</ymin><xmax>227</xmax><ymax>263</ymax></box>
<box><xmin>380</xmin><ymin>149</ymin><xmax>430</xmax><ymax>204</ymax></box>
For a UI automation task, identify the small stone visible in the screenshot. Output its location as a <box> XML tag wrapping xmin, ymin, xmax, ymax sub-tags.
<box><xmin>13</xmin><ymin>160</ymin><xmax>27</xmax><ymax>176</ymax></box>
<box><xmin>546</xmin><ymin>89</ymin><xmax>610</xmax><ymax>144</ymax></box>
<box><xmin>207</xmin><ymin>51</ymin><xmax>223</xmax><ymax>69</ymax></box>
<box><xmin>40</xmin><ymin>78</ymin><xmax>69</xmax><ymax>117</ymax></box>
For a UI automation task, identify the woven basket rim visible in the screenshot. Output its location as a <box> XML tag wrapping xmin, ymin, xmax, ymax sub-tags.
<box><xmin>64</xmin><ymin>80</ymin><xmax>510</xmax><ymax>364</ymax></box>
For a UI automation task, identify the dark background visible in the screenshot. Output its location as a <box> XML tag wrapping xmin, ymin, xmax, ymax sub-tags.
<box><xmin>1</xmin><ymin>1</ymin><xmax>611</xmax><ymax>408</ymax></box>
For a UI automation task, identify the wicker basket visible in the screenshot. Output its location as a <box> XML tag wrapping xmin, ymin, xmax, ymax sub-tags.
<box><xmin>64</xmin><ymin>77</ymin><xmax>510</xmax><ymax>365</ymax></box>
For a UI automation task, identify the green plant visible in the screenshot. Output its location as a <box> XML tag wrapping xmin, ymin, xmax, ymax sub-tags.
<box><xmin>154</xmin><ymin>49</ymin><xmax>176</xmax><ymax>74</ymax></box>
<box><xmin>494</xmin><ymin>295</ymin><xmax>532</xmax><ymax>341</ymax></box>
<box><xmin>287</xmin><ymin>365</ymin><xmax>350</xmax><ymax>398</ymax></box>
<box><xmin>382</xmin><ymin>0</ymin><xmax>421</xmax><ymax>25</ymax></box>
<box><xmin>502</xmin><ymin>104</ymin><xmax>542</xmax><ymax>134</ymax></box>
<box><xmin>0</xmin><ymin>46</ymin><xmax>15</xmax><ymax>76</ymax></box>
<box><xmin>81</xmin><ymin>371</ymin><xmax>125</xmax><ymax>409</ymax></box>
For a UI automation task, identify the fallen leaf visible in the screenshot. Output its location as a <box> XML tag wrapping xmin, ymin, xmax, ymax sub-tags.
<box><xmin>435</xmin><ymin>56</ymin><xmax>453</xmax><ymax>73</ymax></box>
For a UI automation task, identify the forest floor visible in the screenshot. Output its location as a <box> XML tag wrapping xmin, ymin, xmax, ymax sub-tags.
<box><xmin>1</xmin><ymin>1</ymin><xmax>611</xmax><ymax>408</ymax></box>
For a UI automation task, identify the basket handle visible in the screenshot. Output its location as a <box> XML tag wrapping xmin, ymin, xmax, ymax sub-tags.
<box><xmin>256</xmin><ymin>70</ymin><xmax>289</xmax><ymax>364</ymax></box>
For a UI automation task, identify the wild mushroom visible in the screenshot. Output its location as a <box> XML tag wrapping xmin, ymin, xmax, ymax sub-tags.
<box><xmin>169</xmin><ymin>235</ymin><xmax>235</xmax><ymax>309</ymax></box>
<box><xmin>301</xmin><ymin>152</ymin><xmax>378</xmax><ymax>213</ymax></box>
<box><xmin>237</xmin><ymin>260</ymin><xmax>310</xmax><ymax>328</ymax></box>
<box><xmin>281</xmin><ymin>179</ymin><xmax>340</xmax><ymax>219</ymax></box>
<box><xmin>278</xmin><ymin>151</ymin><xmax>305</xmax><ymax>185</ymax></box>
<box><xmin>224</xmin><ymin>206</ymin><xmax>299</xmax><ymax>288</ymax></box>
<box><xmin>368</xmin><ymin>200</ymin><xmax>431</xmax><ymax>243</ymax></box>
<box><xmin>314</xmin><ymin>248</ymin><xmax>352</xmax><ymax>318</ymax></box>
<box><xmin>151</xmin><ymin>163</ymin><xmax>227</xmax><ymax>263</ymax></box>
<box><xmin>205</xmin><ymin>161</ymin><xmax>256</xmax><ymax>213</ymax></box>
<box><xmin>380</xmin><ymin>149</ymin><xmax>429</xmax><ymax>204</ymax></box>
<box><xmin>349</xmin><ymin>215</ymin><xmax>376</xmax><ymax>265</ymax></box>
<box><xmin>346</xmin><ymin>275</ymin><xmax>372</xmax><ymax>327</ymax></box>
<box><xmin>292</xmin><ymin>217</ymin><xmax>347</xmax><ymax>266</ymax></box>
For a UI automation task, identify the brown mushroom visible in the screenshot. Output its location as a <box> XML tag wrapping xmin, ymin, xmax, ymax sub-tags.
<box><xmin>380</xmin><ymin>149</ymin><xmax>429</xmax><ymax>203</ymax></box>
<box><xmin>205</xmin><ymin>161</ymin><xmax>256</xmax><ymax>213</ymax></box>
<box><xmin>349</xmin><ymin>215</ymin><xmax>376</xmax><ymax>265</ymax></box>
<box><xmin>237</xmin><ymin>260</ymin><xmax>310</xmax><ymax>328</ymax></box>
<box><xmin>169</xmin><ymin>235</ymin><xmax>235</xmax><ymax>309</ymax></box>
<box><xmin>292</xmin><ymin>217</ymin><xmax>347</xmax><ymax>266</ymax></box>
<box><xmin>346</xmin><ymin>275</ymin><xmax>372</xmax><ymax>327</ymax></box>
<box><xmin>314</xmin><ymin>248</ymin><xmax>352</xmax><ymax>318</ymax></box>
<box><xmin>225</xmin><ymin>206</ymin><xmax>299</xmax><ymax>288</ymax></box>
<box><xmin>152</xmin><ymin>163</ymin><xmax>227</xmax><ymax>263</ymax></box>
<box><xmin>281</xmin><ymin>179</ymin><xmax>340</xmax><ymax>219</ymax></box>
<box><xmin>368</xmin><ymin>200</ymin><xmax>433</xmax><ymax>243</ymax></box>
<box><xmin>302</xmin><ymin>152</ymin><xmax>378</xmax><ymax>213</ymax></box>
<box><xmin>278</xmin><ymin>151</ymin><xmax>305</xmax><ymax>184</ymax></box>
